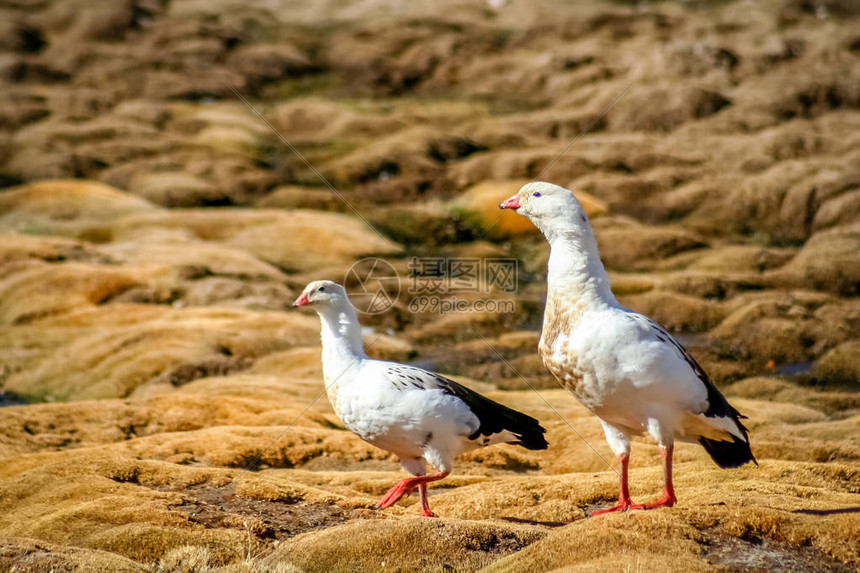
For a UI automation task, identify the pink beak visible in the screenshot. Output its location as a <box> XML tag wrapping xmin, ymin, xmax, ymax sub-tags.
<box><xmin>499</xmin><ymin>194</ymin><xmax>521</xmax><ymax>210</ymax></box>
<box><xmin>293</xmin><ymin>292</ymin><xmax>311</xmax><ymax>307</ymax></box>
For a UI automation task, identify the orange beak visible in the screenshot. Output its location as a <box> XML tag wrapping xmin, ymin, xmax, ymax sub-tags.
<box><xmin>293</xmin><ymin>292</ymin><xmax>311</xmax><ymax>307</ymax></box>
<box><xmin>499</xmin><ymin>194</ymin><xmax>521</xmax><ymax>210</ymax></box>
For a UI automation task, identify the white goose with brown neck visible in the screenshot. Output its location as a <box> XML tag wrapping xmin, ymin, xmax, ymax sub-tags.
<box><xmin>501</xmin><ymin>181</ymin><xmax>755</xmax><ymax>516</ymax></box>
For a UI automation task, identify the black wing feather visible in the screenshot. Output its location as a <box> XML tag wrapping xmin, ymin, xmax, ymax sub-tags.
<box><xmin>629</xmin><ymin>314</ymin><xmax>757</xmax><ymax>468</ymax></box>
<box><xmin>385</xmin><ymin>365</ymin><xmax>548</xmax><ymax>450</ymax></box>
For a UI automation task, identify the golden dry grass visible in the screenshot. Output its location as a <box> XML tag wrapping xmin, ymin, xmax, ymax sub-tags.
<box><xmin>0</xmin><ymin>375</ymin><xmax>857</xmax><ymax>571</ymax></box>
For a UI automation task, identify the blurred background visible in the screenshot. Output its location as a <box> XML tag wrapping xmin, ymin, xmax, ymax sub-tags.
<box><xmin>0</xmin><ymin>0</ymin><xmax>858</xmax><ymax>571</ymax></box>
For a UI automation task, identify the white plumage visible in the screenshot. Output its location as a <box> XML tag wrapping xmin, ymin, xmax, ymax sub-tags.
<box><xmin>500</xmin><ymin>182</ymin><xmax>755</xmax><ymax>514</ymax></box>
<box><xmin>294</xmin><ymin>281</ymin><xmax>547</xmax><ymax>517</ymax></box>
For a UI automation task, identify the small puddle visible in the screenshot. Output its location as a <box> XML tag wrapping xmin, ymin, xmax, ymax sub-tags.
<box><xmin>0</xmin><ymin>391</ymin><xmax>27</xmax><ymax>408</ymax></box>
<box><xmin>774</xmin><ymin>362</ymin><xmax>814</xmax><ymax>376</ymax></box>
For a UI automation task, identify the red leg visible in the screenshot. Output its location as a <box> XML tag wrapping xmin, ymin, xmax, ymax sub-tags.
<box><xmin>418</xmin><ymin>483</ymin><xmax>437</xmax><ymax>517</ymax></box>
<box><xmin>592</xmin><ymin>453</ymin><xmax>643</xmax><ymax>516</ymax></box>
<box><xmin>375</xmin><ymin>471</ymin><xmax>449</xmax><ymax>512</ymax></box>
<box><xmin>376</xmin><ymin>478</ymin><xmax>413</xmax><ymax>509</ymax></box>
<box><xmin>641</xmin><ymin>445</ymin><xmax>676</xmax><ymax>509</ymax></box>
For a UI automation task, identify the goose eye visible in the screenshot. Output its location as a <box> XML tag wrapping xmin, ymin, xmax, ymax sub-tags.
<box><xmin>318</xmin><ymin>286</ymin><xmax>325</xmax><ymax>292</ymax></box>
<box><xmin>533</xmin><ymin>192</ymin><xmax>542</xmax><ymax>197</ymax></box>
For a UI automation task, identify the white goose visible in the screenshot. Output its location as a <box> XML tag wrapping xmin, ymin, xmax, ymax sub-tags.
<box><xmin>293</xmin><ymin>280</ymin><xmax>548</xmax><ymax>517</ymax></box>
<box><xmin>500</xmin><ymin>182</ymin><xmax>755</xmax><ymax>515</ymax></box>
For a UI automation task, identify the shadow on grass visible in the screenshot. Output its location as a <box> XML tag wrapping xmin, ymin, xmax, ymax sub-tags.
<box><xmin>793</xmin><ymin>507</ymin><xmax>860</xmax><ymax>516</ymax></box>
<box><xmin>500</xmin><ymin>516</ymin><xmax>568</xmax><ymax>527</ymax></box>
